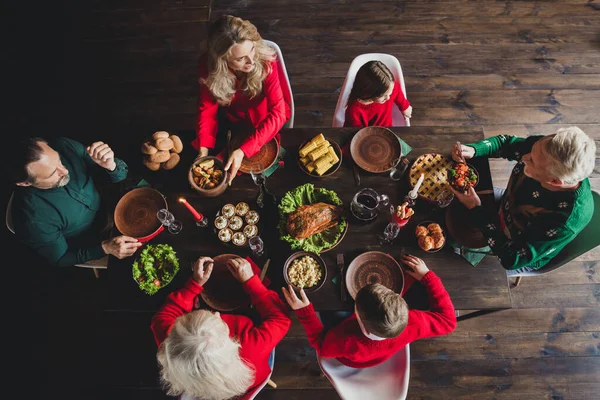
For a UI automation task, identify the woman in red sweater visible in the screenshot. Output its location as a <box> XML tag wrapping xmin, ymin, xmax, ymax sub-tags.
<box><xmin>193</xmin><ymin>15</ymin><xmax>291</xmax><ymax>184</ymax></box>
<box><xmin>151</xmin><ymin>256</ymin><xmax>291</xmax><ymax>400</ymax></box>
<box><xmin>344</xmin><ymin>60</ymin><xmax>412</xmax><ymax>128</ymax></box>
<box><xmin>282</xmin><ymin>254</ymin><xmax>456</xmax><ymax>368</ymax></box>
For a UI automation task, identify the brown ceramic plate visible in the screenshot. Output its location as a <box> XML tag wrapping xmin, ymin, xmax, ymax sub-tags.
<box><xmin>230</xmin><ymin>137</ymin><xmax>279</xmax><ymax>174</ymax></box>
<box><xmin>283</xmin><ymin>251</ymin><xmax>327</xmax><ymax>293</ymax></box>
<box><xmin>200</xmin><ymin>254</ymin><xmax>250</xmax><ymax>312</ymax></box>
<box><xmin>445</xmin><ymin>201</ymin><xmax>487</xmax><ymax>248</ymax></box>
<box><xmin>415</xmin><ymin>220</ymin><xmax>446</xmax><ymax>253</ymax></box>
<box><xmin>345</xmin><ymin>251</ymin><xmax>404</xmax><ymax>299</ymax></box>
<box><xmin>297</xmin><ymin>137</ymin><xmax>343</xmax><ymax>178</ymax></box>
<box><xmin>114</xmin><ymin>187</ymin><xmax>166</xmax><ymax>238</ymax></box>
<box><xmin>350</xmin><ymin>127</ymin><xmax>402</xmax><ymax>173</ymax></box>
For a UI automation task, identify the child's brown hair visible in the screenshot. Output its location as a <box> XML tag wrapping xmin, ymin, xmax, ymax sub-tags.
<box><xmin>347</xmin><ymin>61</ymin><xmax>394</xmax><ymax>104</ymax></box>
<box><xmin>355</xmin><ymin>283</ymin><xmax>408</xmax><ymax>338</ymax></box>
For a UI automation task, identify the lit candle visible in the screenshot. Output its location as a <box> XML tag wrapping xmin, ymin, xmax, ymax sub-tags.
<box><xmin>409</xmin><ymin>173</ymin><xmax>425</xmax><ymax>197</ymax></box>
<box><xmin>179</xmin><ymin>197</ymin><xmax>203</xmax><ymax>222</ymax></box>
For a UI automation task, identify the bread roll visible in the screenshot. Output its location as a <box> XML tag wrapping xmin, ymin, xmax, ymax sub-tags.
<box><xmin>150</xmin><ymin>150</ymin><xmax>170</xmax><ymax>163</ymax></box>
<box><xmin>418</xmin><ymin>235</ymin><xmax>435</xmax><ymax>251</ymax></box>
<box><xmin>141</xmin><ymin>142</ymin><xmax>158</xmax><ymax>155</ymax></box>
<box><xmin>162</xmin><ymin>153</ymin><xmax>180</xmax><ymax>170</ymax></box>
<box><xmin>170</xmin><ymin>135</ymin><xmax>183</xmax><ymax>153</ymax></box>
<box><xmin>143</xmin><ymin>156</ymin><xmax>161</xmax><ymax>171</ymax></box>
<box><xmin>155</xmin><ymin>137</ymin><xmax>174</xmax><ymax>151</ymax></box>
<box><xmin>428</xmin><ymin>223</ymin><xmax>443</xmax><ymax>234</ymax></box>
<box><xmin>415</xmin><ymin>225</ymin><xmax>429</xmax><ymax>237</ymax></box>
<box><xmin>152</xmin><ymin>131</ymin><xmax>170</xmax><ymax>141</ymax></box>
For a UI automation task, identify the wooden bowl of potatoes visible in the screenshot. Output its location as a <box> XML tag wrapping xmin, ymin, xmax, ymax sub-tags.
<box><xmin>141</xmin><ymin>131</ymin><xmax>183</xmax><ymax>171</ymax></box>
<box><xmin>189</xmin><ymin>156</ymin><xmax>228</xmax><ymax>197</ymax></box>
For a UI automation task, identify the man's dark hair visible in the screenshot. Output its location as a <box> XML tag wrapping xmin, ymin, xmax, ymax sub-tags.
<box><xmin>5</xmin><ymin>137</ymin><xmax>47</xmax><ymax>184</ymax></box>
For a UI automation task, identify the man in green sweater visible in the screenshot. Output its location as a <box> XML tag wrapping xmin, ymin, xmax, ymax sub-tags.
<box><xmin>450</xmin><ymin>126</ymin><xmax>596</xmax><ymax>273</ymax></box>
<box><xmin>7</xmin><ymin>136</ymin><xmax>143</xmax><ymax>267</ymax></box>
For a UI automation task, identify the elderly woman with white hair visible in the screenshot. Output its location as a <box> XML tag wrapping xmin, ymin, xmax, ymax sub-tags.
<box><xmin>151</xmin><ymin>256</ymin><xmax>291</xmax><ymax>400</ymax></box>
<box><xmin>450</xmin><ymin>126</ymin><xmax>597</xmax><ymax>274</ymax></box>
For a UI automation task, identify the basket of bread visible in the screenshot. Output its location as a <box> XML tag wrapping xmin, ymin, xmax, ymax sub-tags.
<box><xmin>297</xmin><ymin>134</ymin><xmax>342</xmax><ymax>177</ymax></box>
<box><xmin>415</xmin><ymin>221</ymin><xmax>446</xmax><ymax>252</ymax></box>
<box><xmin>141</xmin><ymin>131</ymin><xmax>183</xmax><ymax>171</ymax></box>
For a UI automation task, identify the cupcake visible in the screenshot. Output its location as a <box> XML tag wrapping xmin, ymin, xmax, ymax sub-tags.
<box><xmin>235</xmin><ymin>202</ymin><xmax>250</xmax><ymax>216</ymax></box>
<box><xmin>214</xmin><ymin>216</ymin><xmax>228</xmax><ymax>230</ymax></box>
<box><xmin>243</xmin><ymin>224</ymin><xmax>258</xmax><ymax>238</ymax></box>
<box><xmin>218</xmin><ymin>228</ymin><xmax>233</xmax><ymax>243</ymax></box>
<box><xmin>232</xmin><ymin>232</ymin><xmax>247</xmax><ymax>247</ymax></box>
<box><xmin>245</xmin><ymin>210</ymin><xmax>260</xmax><ymax>225</ymax></box>
<box><xmin>222</xmin><ymin>204</ymin><xmax>235</xmax><ymax>218</ymax></box>
<box><xmin>228</xmin><ymin>215</ymin><xmax>243</xmax><ymax>231</ymax></box>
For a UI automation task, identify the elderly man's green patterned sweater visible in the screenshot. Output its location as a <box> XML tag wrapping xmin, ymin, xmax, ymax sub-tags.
<box><xmin>467</xmin><ymin>135</ymin><xmax>593</xmax><ymax>270</ymax></box>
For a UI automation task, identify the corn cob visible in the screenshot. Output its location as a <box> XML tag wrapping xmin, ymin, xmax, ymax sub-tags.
<box><xmin>305</xmin><ymin>161</ymin><xmax>317</xmax><ymax>173</ymax></box>
<box><xmin>327</xmin><ymin>146</ymin><xmax>339</xmax><ymax>164</ymax></box>
<box><xmin>308</xmin><ymin>142</ymin><xmax>331</xmax><ymax>161</ymax></box>
<box><xmin>314</xmin><ymin>153</ymin><xmax>334</xmax><ymax>171</ymax></box>
<box><xmin>299</xmin><ymin>141</ymin><xmax>318</xmax><ymax>158</ymax></box>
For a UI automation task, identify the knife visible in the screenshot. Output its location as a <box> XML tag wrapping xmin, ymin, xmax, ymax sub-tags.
<box><xmin>337</xmin><ymin>253</ymin><xmax>347</xmax><ymax>302</ymax></box>
<box><xmin>353</xmin><ymin>164</ymin><xmax>361</xmax><ymax>186</ymax></box>
<box><xmin>259</xmin><ymin>259</ymin><xmax>271</xmax><ymax>281</ymax></box>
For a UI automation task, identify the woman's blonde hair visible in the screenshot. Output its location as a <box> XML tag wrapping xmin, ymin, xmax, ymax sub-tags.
<box><xmin>542</xmin><ymin>126</ymin><xmax>596</xmax><ymax>184</ymax></box>
<box><xmin>203</xmin><ymin>15</ymin><xmax>275</xmax><ymax>105</ymax></box>
<box><xmin>157</xmin><ymin>310</ymin><xmax>255</xmax><ymax>400</ymax></box>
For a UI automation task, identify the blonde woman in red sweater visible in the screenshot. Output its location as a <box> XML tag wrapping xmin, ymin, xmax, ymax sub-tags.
<box><xmin>193</xmin><ymin>15</ymin><xmax>291</xmax><ymax>184</ymax></box>
<box><xmin>282</xmin><ymin>254</ymin><xmax>456</xmax><ymax>368</ymax></box>
<box><xmin>151</xmin><ymin>257</ymin><xmax>291</xmax><ymax>400</ymax></box>
<box><xmin>344</xmin><ymin>61</ymin><xmax>412</xmax><ymax>127</ymax></box>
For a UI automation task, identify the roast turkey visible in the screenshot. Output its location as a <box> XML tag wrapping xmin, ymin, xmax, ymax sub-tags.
<box><xmin>287</xmin><ymin>202</ymin><xmax>342</xmax><ymax>239</ymax></box>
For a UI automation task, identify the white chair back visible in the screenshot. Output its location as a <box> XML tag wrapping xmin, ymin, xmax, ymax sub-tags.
<box><xmin>318</xmin><ymin>344</ymin><xmax>410</xmax><ymax>400</ymax></box>
<box><xmin>6</xmin><ymin>192</ymin><xmax>15</xmax><ymax>234</ymax></box>
<box><xmin>263</xmin><ymin>40</ymin><xmax>294</xmax><ymax>128</ymax></box>
<box><xmin>332</xmin><ymin>53</ymin><xmax>410</xmax><ymax>128</ymax></box>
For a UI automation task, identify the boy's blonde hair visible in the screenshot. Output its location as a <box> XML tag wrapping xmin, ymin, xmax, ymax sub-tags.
<box><xmin>348</xmin><ymin>61</ymin><xmax>394</xmax><ymax>104</ymax></box>
<box><xmin>203</xmin><ymin>15</ymin><xmax>275</xmax><ymax>106</ymax></box>
<box><xmin>355</xmin><ymin>283</ymin><xmax>408</xmax><ymax>338</ymax></box>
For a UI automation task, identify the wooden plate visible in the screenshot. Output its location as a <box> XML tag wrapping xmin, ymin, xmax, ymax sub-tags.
<box><xmin>350</xmin><ymin>127</ymin><xmax>402</xmax><ymax>173</ymax></box>
<box><xmin>114</xmin><ymin>187</ymin><xmax>166</xmax><ymax>238</ymax></box>
<box><xmin>345</xmin><ymin>251</ymin><xmax>404</xmax><ymax>299</ymax></box>
<box><xmin>230</xmin><ymin>137</ymin><xmax>279</xmax><ymax>174</ymax></box>
<box><xmin>283</xmin><ymin>251</ymin><xmax>327</xmax><ymax>293</ymax></box>
<box><xmin>297</xmin><ymin>138</ymin><xmax>343</xmax><ymax>178</ymax></box>
<box><xmin>200</xmin><ymin>254</ymin><xmax>250</xmax><ymax>312</ymax></box>
<box><xmin>409</xmin><ymin>153</ymin><xmax>453</xmax><ymax>203</ymax></box>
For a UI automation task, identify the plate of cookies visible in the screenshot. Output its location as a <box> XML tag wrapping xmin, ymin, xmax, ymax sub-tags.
<box><xmin>214</xmin><ymin>202</ymin><xmax>260</xmax><ymax>247</ymax></box>
<box><xmin>415</xmin><ymin>221</ymin><xmax>446</xmax><ymax>252</ymax></box>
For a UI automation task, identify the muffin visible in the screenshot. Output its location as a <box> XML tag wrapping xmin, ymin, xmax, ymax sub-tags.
<box><xmin>228</xmin><ymin>215</ymin><xmax>244</xmax><ymax>231</ymax></box>
<box><xmin>232</xmin><ymin>232</ymin><xmax>247</xmax><ymax>247</ymax></box>
<box><xmin>243</xmin><ymin>224</ymin><xmax>258</xmax><ymax>238</ymax></box>
<box><xmin>418</xmin><ymin>235</ymin><xmax>435</xmax><ymax>251</ymax></box>
<box><xmin>214</xmin><ymin>216</ymin><xmax>228</xmax><ymax>230</ymax></box>
<box><xmin>428</xmin><ymin>223</ymin><xmax>443</xmax><ymax>234</ymax></box>
<box><xmin>431</xmin><ymin>231</ymin><xmax>445</xmax><ymax>249</ymax></box>
<box><xmin>222</xmin><ymin>204</ymin><xmax>235</xmax><ymax>218</ymax></box>
<box><xmin>415</xmin><ymin>225</ymin><xmax>429</xmax><ymax>237</ymax></box>
<box><xmin>218</xmin><ymin>228</ymin><xmax>233</xmax><ymax>243</ymax></box>
<box><xmin>245</xmin><ymin>210</ymin><xmax>260</xmax><ymax>225</ymax></box>
<box><xmin>235</xmin><ymin>202</ymin><xmax>250</xmax><ymax>216</ymax></box>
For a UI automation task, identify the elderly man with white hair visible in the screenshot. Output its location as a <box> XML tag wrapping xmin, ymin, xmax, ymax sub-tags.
<box><xmin>151</xmin><ymin>256</ymin><xmax>291</xmax><ymax>400</ymax></box>
<box><xmin>451</xmin><ymin>126</ymin><xmax>596</xmax><ymax>274</ymax></box>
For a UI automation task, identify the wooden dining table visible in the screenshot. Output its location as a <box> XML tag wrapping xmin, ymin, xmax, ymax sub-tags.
<box><xmin>105</xmin><ymin>126</ymin><xmax>512</xmax><ymax>321</ymax></box>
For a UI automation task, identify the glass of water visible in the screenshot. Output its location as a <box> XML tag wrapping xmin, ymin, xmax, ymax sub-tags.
<box><xmin>250</xmin><ymin>162</ymin><xmax>266</xmax><ymax>186</ymax></box>
<box><xmin>248</xmin><ymin>235</ymin><xmax>264</xmax><ymax>257</ymax></box>
<box><xmin>167</xmin><ymin>220</ymin><xmax>183</xmax><ymax>234</ymax></box>
<box><xmin>157</xmin><ymin>209</ymin><xmax>175</xmax><ymax>226</ymax></box>
<box><xmin>379</xmin><ymin>222</ymin><xmax>401</xmax><ymax>245</ymax></box>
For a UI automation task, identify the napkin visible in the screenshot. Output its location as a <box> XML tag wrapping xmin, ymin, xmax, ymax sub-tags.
<box><xmin>341</xmin><ymin>134</ymin><xmax>413</xmax><ymax>160</ymax></box>
<box><xmin>246</xmin><ymin>256</ymin><xmax>271</xmax><ymax>287</ymax></box>
<box><xmin>447</xmin><ymin>237</ymin><xmax>491</xmax><ymax>267</ymax></box>
<box><xmin>215</xmin><ymin>146</ymin><xmax>286</xmax><ymax>178</ymax></box>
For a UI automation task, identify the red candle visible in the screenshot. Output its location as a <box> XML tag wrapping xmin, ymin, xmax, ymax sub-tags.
<box><xmin>179</xmin><ymin>198</ymin><xmax>203</xmax><ymax>222</ymax></box>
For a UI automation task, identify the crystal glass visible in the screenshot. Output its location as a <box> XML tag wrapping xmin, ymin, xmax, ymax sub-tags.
<box><xmin>379</xmin><ymin>222</ymin><xmax>401</xmax><ymax>245</ymax></box>
<box><xmin>436</xmin><ymin>189</ymin><xmax>455</xmax><ymax>209</ymax></box>
<box><xmin>248</xmin><ymin>236</ymin><xmax>264</xmax><ymax>257</ymax></box>
<box><xmin>250</xmin><ymin>162</ymin><xmax>266</xmax><ymax>186</ymax></box>
<box><xmin>167</xmin><ymin>220</ymin><xmax>182</xmax><ymax>234</ymax></box>
<box><xmin>389</xmin><ymin>156</ymin><xmax>409</xmax><ymax>181</ymax></box>
<box><xmin>157</xmin><ymin>209</ymin><xmax>174</xmax><ymax>226</ymax></box>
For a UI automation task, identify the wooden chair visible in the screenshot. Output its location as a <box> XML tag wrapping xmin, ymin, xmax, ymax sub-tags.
<box><xmin>317</xmin><ymin>345</ymin><xmax>410</xmax><ymax>400</ymax></box>
<box><xmin>512</xmin><ymin>190</ymin><xmax>600</xmax><ymax>287</ymax></box>
<box><xmin>263</xmin><ymin>39</ymin><xmax>294</xmax><ymax>128</ymax></box>
<box><xmin>332</xmin><ymin>53</ymin><xmax>410</xmax><ymax>128</ymax></box>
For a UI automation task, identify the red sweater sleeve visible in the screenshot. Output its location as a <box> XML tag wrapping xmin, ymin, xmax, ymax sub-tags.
<box><xmin>344</xmin><ymin>102</ymin><xmax>366</xmax><ymax>128</ymax></box>
<box><xmin>194</xmin><ymin>61</ymin><xmax>219</xmax><ymax>150</ymax></box>
<box><xmin>294</xmin><ymin>304</ymin><xmax>347</xmax><ymax>358</ymax></box>
<box><xmin>150</xmin><ymin>278</ymin><xmax>204</xmax><ymax>346</ymax></box>
<box><xmin>243</xmin><ymin>275</ymin><xmax>292</xmax><ymax>347</ymax></box>
<box><xmin>409</xmin><ymin>271</ymin><xmax>457</xmax><ymax>339</ymax></box>
<box><xmin>239</xmin><ymin>62</ymin><xmax>287</xmax><ymax>157</ymax></box>
<box><xmin>393</xmin><ymin>81</ymin><xmax>410</xmax><ymax>112</ymax></box>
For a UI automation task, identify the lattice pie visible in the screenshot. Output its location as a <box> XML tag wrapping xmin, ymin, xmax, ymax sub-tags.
<box><xmin>409</xmin><ymin>153</ymin><xmax>453</xmax><ymax>201</ymax></box>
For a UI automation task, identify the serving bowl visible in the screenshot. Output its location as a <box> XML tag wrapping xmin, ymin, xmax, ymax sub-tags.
<box><xmin>283</xmin><ymin>251</ymin><xmax>327</xmax><ymax>293</ymax></box>
<box><xmin>188</xmin><ymin>156</ymin><xmax>228</xmax><ymax>197</ymax></box>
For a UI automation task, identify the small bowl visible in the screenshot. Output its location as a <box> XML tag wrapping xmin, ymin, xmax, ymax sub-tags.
<box><xmin>415</xmin><ymin>220</ymin><xmax>446</xmax><ymax>253</ymax></box>
<box><xmin>297</xmin><ymin>138</ymin><xmax>343</xmax><ymax>178</ymax></box>
<box><xmin>283</xmin><ymin>251</ymin><xmax>327</xmax><ymax>293</ymax></box>
<box><xmin>189</xmin><ymin>156</ymin><xmax>228</xmax><ymax>197</ymax></box>
<box><xmin>448</xmin><ymin>162</ymin><xmax>479</xmax><ymax>192</ymax></box>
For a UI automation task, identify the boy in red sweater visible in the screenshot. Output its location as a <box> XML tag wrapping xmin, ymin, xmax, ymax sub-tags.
<box><xmin>282</xmin><ymin>254</ymin><xmax>456</xmax><ymax>368</ymax></box>
<box><xmin>151</xmin><ymin>256</ymin><xmax>291</xmax><ymax>400</ymax></box>
<box><xmin>344</xmin><ymin>60</ymin><xmax>412</xmax><ymax>128</ymax></box>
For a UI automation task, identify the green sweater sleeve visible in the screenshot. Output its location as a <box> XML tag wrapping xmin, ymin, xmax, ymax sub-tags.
<box><xmin>469</xmin><ymin>206</ymin><xmax>575</xmax><ymax>270</ymax></box>
<box><xmin>468</xmin><ymin>135</ymin><xmax>540</xmax><ymax>161</ymax></box>
<box><xmin>61</xmin><ymin>137</ymin><xmax>128</xmax><ymax>183</ymax></box>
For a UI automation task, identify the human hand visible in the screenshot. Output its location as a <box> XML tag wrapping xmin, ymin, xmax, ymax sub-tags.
<box><xmin>87</xmin><ymin>142</ymin><xmax>117</xmax><ymax>171</ymax></box>
<box><xmin>192</xmin><ymin>256</ymin><xmax>214</xmax><ymax>286</ymax></box>
<box><xmin>199</xmin><ymin>147</ymin><xmax>209</xmax><ymax>157</ymax></box>
<box><xmin>226</xmin><ymin>257</ymin><xmax>254</xmax><ymax>283</ymax></box>
<box><xmin>452</xmin><ymin>143</ymin><xmax>475</xmax><ymax>163</ymax></box>
<box><xmin>450</xmin><ymin>185</ymin><xmax>481</xmax><ymax>210</ymax></box>
<box><xmin>403</xmin><ymin>105</ymin><xmax>413</xmax><ymax>119</ymax></box>
<box><xmin>224</xmin><ymin>149</ymin><xmax>245</xmax><ymax>185</ymax></box>
<box><xmin>282</xmin><ymin>284</ymin><xmax>310</xmax><ymax>310</ymax></box>
<box><xmin>101</xmin><ymin>236</ymin><xmax>142</xmax><ymax>259</ymax></box>
<box><xmin>400</xmin><ymin>254</ymin><xmax>430</xmax><ymax>281</ymax></box>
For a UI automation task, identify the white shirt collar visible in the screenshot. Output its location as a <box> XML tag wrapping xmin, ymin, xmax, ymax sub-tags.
<box><xmin>355</xmin><ymin>311</ymin><xmax>386</xmax><ymax>341</ymax></box>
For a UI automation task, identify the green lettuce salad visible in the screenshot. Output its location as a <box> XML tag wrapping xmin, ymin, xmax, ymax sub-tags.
<box><xmin>132</xmin><ymin>244</ymin><xmax>180</xmax><ymax>295</ymax></box>
<box><xmin>278</xmin><ymin>183</ymin><xmax>347</xmax><ymax>253</ymax></box>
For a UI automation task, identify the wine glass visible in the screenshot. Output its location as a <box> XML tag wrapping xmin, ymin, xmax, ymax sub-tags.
<box><xmin>167</xmin><ymin>220</ymin><xmax>182</xmax><ymax>234</ymax></box>
<box><xmin>379</xmin><ymin>222</ymin><xmax>401</xmax><ymax>245</ymax></box>
<box><xmin>436</xmin><ymin>190</ymin><xmax>455</xmax><ymax>209</ymax></box>
<box><xmin>250</xmin><ymin>163</ymin><xmax>266</xmax><ymax>186</ymax></box>
<box><xmin>248</xmin><ymin>235</ymin><xmax>264</xmax><ymax>257</ymax></box>
<box><xmin>157</xmin><ymin>209</ymin><xmax>174</xmax><ymax>226</ymax></box>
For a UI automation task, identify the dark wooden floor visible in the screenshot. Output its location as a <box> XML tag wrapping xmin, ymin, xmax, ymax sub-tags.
<box><xmin>4</xmin><ymin>0</ymin><xmax>600</xmax><ymax>399</ymax></box>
